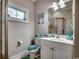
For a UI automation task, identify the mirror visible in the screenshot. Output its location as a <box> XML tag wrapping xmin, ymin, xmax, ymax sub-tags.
<box><xmin>48</xmin><ymin>0</ymin><xmax>73</xmax><ymax>35</ymax></box>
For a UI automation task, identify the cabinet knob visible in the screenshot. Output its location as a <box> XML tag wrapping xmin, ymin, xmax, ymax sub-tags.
<box><xmin>50</xmin><ymin>48</ymin><xmax>54</xmax><ymax>50</ymax></box>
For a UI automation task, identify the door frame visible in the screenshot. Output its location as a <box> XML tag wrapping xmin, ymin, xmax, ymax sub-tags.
<box><xmin>2</xmin><ymin>0</ymin><xmax>8</xmax><ymax>59</ymax></box>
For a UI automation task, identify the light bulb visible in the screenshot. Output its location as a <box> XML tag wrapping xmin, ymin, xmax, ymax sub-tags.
<box><xmin>51</xmin><ymin>2</ymin><xmax>59</xmax><ymax>11</ymax></box>
<box><xmin>54</xmin><ymin>6</ymin><xmax>59</xmax><ymax>11</ymax></box>
<box><xmin>60</xmin><ymin>4</ymin><xmax>66</xmax><ymax>8</ymax></box>
<box><xmin>52</xmin><ymin>2</ymin><xmax>58</xmax><ymax>8</ymax></box>
<box><xmin>59</xmin><ymin>0</ymin><xmax>65</xmax><ymax>5</ymax></box>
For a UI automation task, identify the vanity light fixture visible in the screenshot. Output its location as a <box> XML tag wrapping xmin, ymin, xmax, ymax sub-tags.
<box><xmin>60</xmin><ymin>4</ymin><xmax>66</xmax><ymax>8</ymax></box>
<box><xmin>51</xmin><ymin>0</ymin><xmax>67</xmax><ymax>11</ymax></box>
<box><xmin>59</xmin><ymin>0</ymin><xmax>66</xmax><ymax>8</ymax></box>
<box><xmin>54</xmin><ymin>6</ymin><xmax>59</xmax><ymax>11</ymax></box>
<box><xmin>52</xmin><ymin>2</ymin><xmax>59</xmax><ymax>11</ymax></box>
<box><xmin>59</xmin><ymin>0</ymin><xmax>65</xmax><ymax>5</ymax></box>
<box><xmin>52</xmin><ymin>2</ymin><xmax>57</xmax><ymax>8</ymax></box>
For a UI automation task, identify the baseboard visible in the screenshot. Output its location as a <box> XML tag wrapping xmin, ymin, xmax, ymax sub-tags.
<box><xmin>9</xmin><ymin>50</ymin><xmax>29</xmax><ymax>59</ymax></box>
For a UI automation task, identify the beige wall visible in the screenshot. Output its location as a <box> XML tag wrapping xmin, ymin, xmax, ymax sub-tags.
<box><xmin>35</xmin><ymin>0</ymin><xmax>50</xmax><ymax>33</ymax></box>
<box><xmin>35</xmin><ymin>0</ymin><xmax>72</xmax><ymax>34</ymax></box>
<box><xmin>8</xmin><ymin>0</ymin><xmax>35</xmax><ymax>57</ymax></box>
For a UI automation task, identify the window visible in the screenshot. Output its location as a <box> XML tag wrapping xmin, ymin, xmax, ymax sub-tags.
<box><xmin>17</xmin><ymin>11</ymin><xmax>25</xmax><ymax>20</ymax></box>
<box><xmin>8</xmin><ymin>7</ymin><xmax>28</xmax><ymax>22</ymax></box>
<box><xmin>8</xmin><ymin>7</ymin><xmax>17</xmax><ymax>18</ymax></box>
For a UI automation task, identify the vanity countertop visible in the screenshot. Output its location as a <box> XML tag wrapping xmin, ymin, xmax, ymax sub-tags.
<box><xmin>40</xmin><ymin>37</ymin><xmax>74</xmax><ymax>45</ymax></box>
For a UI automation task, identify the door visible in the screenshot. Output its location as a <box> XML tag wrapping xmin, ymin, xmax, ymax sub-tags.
<box><xmin>41</xmin><ymin>41</ymin><xmax>52</xmax><ymax>59</ymax></box>
<box><xmin>53</xmin><ymin>50</ymin><xmax>68</xmax><ymax>59</ymax></box>
<box><xmin>41</xmin><ymin>46</ymin><xmax>52</xmax><ymax>59</ymax></box>
<box><xmin>53</xmin><ymin>48</ymin><xmax>72</xmax><ymax>59</ymax></box>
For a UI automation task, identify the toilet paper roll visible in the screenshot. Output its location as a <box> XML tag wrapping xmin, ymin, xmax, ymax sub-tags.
<box><xmin>17</xmin><ymin>40</ymin><xmax>23</xmax><ymax>47</ymax></box>
<box><xmin>20</xmin><ymin>40</ymin><xmax>23</xmax><ymax>44</ymax></box>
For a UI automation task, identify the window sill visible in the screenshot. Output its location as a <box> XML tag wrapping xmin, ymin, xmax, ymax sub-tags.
<box><xmin>8</xmin><ymin>17</ymin><xmax>29</xmax><ymax>23</ymax></box>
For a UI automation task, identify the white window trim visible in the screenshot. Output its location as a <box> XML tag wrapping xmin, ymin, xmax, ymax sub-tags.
<box><xmin>8</xmin><ymin>2</ymin><xmax>29</xmax><ymax>23</ymax></box>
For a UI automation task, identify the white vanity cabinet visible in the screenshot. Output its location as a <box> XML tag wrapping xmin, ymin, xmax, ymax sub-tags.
<box><xmin>41</xmin><ymin>39</ymin><xmax>73</xmax><ymax>59</ymax></box>
<box><xmin>52</xmin><ymin>48</ymin><xmax>72</xmax><ymax>59</ymax></box>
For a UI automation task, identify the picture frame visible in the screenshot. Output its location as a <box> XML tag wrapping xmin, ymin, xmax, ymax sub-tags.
<box><xmin>38</xmin><ymin>13</ymin><xmax>44</xmax><ymax>24</ymax></box>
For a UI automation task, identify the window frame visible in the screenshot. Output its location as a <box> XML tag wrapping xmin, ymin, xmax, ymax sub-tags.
<box><xmin>8</xmin><ymin>6</ymin><xmax>29</xmax><ymax>23</ymax></box>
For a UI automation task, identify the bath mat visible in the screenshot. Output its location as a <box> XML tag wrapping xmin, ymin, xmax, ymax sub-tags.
<box><xmin>21</xmin><ymin>56</ymin><xmax>30</xmax><ymax>59</ymax></box>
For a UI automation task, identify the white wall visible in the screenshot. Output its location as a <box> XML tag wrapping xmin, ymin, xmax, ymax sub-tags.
<box><xmin>8</xmin><ymin>0</ymin><xmax>35</xmax><ymax>57</ymax></box>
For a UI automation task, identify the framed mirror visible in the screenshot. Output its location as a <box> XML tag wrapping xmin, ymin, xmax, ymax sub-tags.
<box><xmin>48</xmin><ymin>0</ymin><xmax>73</xmax><ymax>35</ymax></box>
